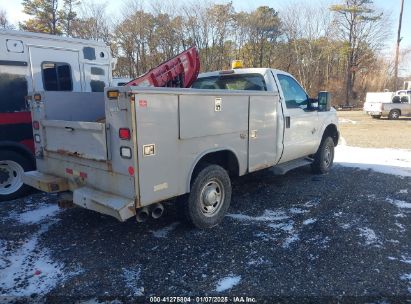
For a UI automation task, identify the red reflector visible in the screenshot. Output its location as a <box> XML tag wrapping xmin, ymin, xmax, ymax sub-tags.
<box><xmin>66</xmin><ymin>168</ymin><xmax>73</xmax><ymax>175</ymax></box>
<box><xmin>33</xmin><ymin>121</ymin><xmax>40</xmax><ymax>130</ymax></box>
<box><xmin>80</xmin><ymin>172</ymin><xmax>87</xmax><ymax>178</ymax></box>
<box><xmin>119</xmin><ymin>128</ymin><xmax>131</xmax><ymax>140</ymax></box>
<box><xmin>128</xmin><ymin>166</ymin><xmax>135</xmax><ymax>176</ymax></box>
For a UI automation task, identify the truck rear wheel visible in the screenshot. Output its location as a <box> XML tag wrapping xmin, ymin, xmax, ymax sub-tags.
<box><xmin>388</xmin><ymin>110</ymin><xmax>400</xmax><ymax>120</ymax></box>
<box><xmin>185</xmin><ymin>165</ymin><xmax>231</xmax><ymax>229</ymax></box>
<box><xmin>0</xmin><ymin>151</ymin><xmax>33</xmax><ymax>202</ymax></box>
<box><xmin>311</xmin><ymin>137</ymin><xmax>334</xmax><ymax>174</ymax></box>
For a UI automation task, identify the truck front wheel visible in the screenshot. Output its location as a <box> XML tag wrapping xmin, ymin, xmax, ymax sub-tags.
<box><xmin>311</xmin><ymin>137</ymin><xmax>334</xmax><ymax>174</ymax></box>
<box><xmin>185</xmin><ymin>165</ymin><xmax>232</xmax><ymax>229</ymax></box>
<box><xmin>0</xmin><ymin>151</ymin><xmax>34</xmax><ymax>202</ymax></box>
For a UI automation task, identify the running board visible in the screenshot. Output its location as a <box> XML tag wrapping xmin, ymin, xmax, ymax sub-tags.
<box><xmin>271</xmin><ymin>158</ymin><xmax>313</xmax><ymax>175</ymax></box>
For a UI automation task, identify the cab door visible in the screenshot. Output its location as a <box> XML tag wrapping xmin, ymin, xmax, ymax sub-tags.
<box><xmin>28</xmin><ymin>46</ymin><xmax>82</xmax><ymax>92</ymax></box>
<box><xmin>275</xmin><ymin>73</ymin><xmax>319</xmax><ymax>162</ymax></box>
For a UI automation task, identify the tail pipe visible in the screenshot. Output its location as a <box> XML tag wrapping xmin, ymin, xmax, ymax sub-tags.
<box><xmin>136</xmin><ymin>207</ymin><xmax>150</xmax><ymax>222</ymax></box>
<box><xmin>151</xmin><ymin>203</ymin><xmax>164</xmax><ymax>219</ymax></box>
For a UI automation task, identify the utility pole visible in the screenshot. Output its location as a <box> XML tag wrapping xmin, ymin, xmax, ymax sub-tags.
<box><xmin>394</xmin><ymin>0</ymin><xmax>404</xmax><ymax>91</ymax></box>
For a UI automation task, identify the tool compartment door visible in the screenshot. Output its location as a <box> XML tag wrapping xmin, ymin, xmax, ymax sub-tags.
<box><xmin>42</xmin><ymin>120</ymin><xmax>108</xmax><ymax>161</ymax></box>
<box><xmin>248</xmin><ymin>95</ymin><xmax>278</xmax><ymax>172</ymax></box>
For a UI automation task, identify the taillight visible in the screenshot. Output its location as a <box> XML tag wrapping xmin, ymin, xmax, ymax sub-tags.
<box><xmin>33</xmin><ymin>121</ymin><xmax>40</xmax><ymax>130</ymax></box>
<box><xmin>119</xmin><ymin>128</ymin><xmax>131</xmax><ymax>140</ymax></box>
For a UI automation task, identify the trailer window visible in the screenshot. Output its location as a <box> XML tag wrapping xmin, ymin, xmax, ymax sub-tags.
<box><xmin>42</xmin><ymin>62</ymin><xmax>73</xmax><ymax>91</ymax></box>
<box><xmin>192</xmin><ymin>74</ymin><xmax>267</xmax><ymax>91</ymax></box>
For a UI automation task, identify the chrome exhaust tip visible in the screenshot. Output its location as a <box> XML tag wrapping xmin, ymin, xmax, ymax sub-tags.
<box><xmin>151</xmin><ymin>203</ymin><xmax>164</xmax><ymax>219</ymax></box>
<box><xmin>136</xmin><ymin>207</ymin><xmax>150</xmax><ymax>222</ymax></box>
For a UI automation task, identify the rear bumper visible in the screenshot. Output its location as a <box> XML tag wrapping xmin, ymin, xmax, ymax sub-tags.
<box><xmin>365</xmin><ymin>111</ymin><xmax>382</xmax><ymax>116</ymax></box>
<box><xmin>23</xmin><ymin>171</ymin><xmax>69</xmax><ymax>193</ymax></box>
<box><xmin>23</xmin><ymin>171</ymin><xmax>136</xmax><ymax>222</ymax></box>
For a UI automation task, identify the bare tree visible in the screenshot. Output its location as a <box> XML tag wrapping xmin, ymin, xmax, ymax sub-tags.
<box><xmin>331</xmin><ymin>0</ymin><xmax>391</xmax><ymax>105</ymax></box>
<box><xmin>0</xmin><ymin>9</ymin><xmax>13</xmax><ymax>29</ymax></box>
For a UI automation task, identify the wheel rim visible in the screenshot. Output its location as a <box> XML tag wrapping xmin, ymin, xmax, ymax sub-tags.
<box><xmin>200</xmin><ymin>179</ymin><xmax>224</xmax><ymax>217</ymax></box>
<box><xmin>323</xmin><ymin>144</ymin><xmax>333</xmax><ymax>168</ymax></box>
<box><xmin>392</xmin><ymin>111</ymin><xmax>399</xmax><ymax>119</ymax></box>
<box><xmin>0</xmin><ymin>160</ymin><xmax>24</xmax><ymax>195</ymax></box>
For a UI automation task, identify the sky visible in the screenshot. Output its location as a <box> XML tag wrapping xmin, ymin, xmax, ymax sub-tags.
<box><xmin>1</xmin><ymin>0</ymin><xmax>410</xmax><ymax>75</ymax></box>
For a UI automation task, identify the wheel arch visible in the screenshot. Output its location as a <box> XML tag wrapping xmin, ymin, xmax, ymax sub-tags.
<box><xmin>187</xmin><ymin>148</ymin><xmax>240</xmax><ymax>192</ymax></box>
<box><xmin>389</xmin><ymin>108</ymin><xmax>401</xmax><ymax>116</ymax></box>
<box><xmin>0</xmin><ymin>141</ymin><xmax>35</xmax><ymax>165</ymax></box>
<box><xmin>322</xmin><ymin>124</ymin><xmax>339</xmax><ymax>146</ymax></box>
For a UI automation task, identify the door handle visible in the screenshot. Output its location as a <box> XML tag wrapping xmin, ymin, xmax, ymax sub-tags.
<box><xmin>285</xmin><ymin>116</ymin><xmax>291</xmax><ymax>128</ymax></box>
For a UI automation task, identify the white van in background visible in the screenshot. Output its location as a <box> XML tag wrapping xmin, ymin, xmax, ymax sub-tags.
<box><xmin>0</xmin><ymin>29</ymin><xmax>115</xmax><ymax>201</ymax></box>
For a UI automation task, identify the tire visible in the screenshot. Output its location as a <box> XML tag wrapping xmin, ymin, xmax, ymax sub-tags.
<box><xmin>184</xmin><ymin>164</ymin><xmax>232</xmax><ymax>229</ymax></box>
<box><xmin>388</xmin><ymin>110</ymin><xmax>400</xmax><ymax>120</ymax></box>
<box><xmin>371</xmin><ymin>115</ymin><xmax>381</xmax><ymax>119</ymax></box>
<box><xmin>0</xmin><ymin>150</ymin><xmax>34</xmax><ymax>202</ymax></box>
<box><xmin>311</xmin><ymin>137</ymin><xmax>335</xmax><ymax>174</ymax></box>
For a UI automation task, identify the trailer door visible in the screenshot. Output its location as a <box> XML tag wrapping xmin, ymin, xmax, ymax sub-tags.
<box><xmin>248</xmin><ymin>95</ymin><xmax>278</xmax><ymax>172</ymax></box>
<box><xmin>28</xmin><ymin>46</ymin><xmax>82</xmax><ymax>92</ymax></box>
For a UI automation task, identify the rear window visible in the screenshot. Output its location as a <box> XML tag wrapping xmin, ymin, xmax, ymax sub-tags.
<box><xmin>191</xmin><ymin>73</ymin><xmax>267</xmax><ymax>91</ymax></box>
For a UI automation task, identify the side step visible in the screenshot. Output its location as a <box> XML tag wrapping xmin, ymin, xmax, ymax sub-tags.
<box><xmin>73</xmin><ymin>187</ymin><xmax>136</xmax><ymax>222</ymax></box>
<box><xmin>271</xmin><ymin>158</ymin><xmax>313</xmax><ymax>175</ymax></box>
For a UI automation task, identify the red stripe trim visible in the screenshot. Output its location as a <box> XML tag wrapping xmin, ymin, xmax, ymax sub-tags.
<box><xmin>0</xmin><ymin>112</ymin><xmax>32</xmax><ymax>125</ymax></box>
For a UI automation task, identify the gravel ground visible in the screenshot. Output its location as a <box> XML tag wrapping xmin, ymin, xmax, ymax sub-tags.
<box><xmin>0</xmin><ymin>165</ymin><xmax>410</xmax><ymax>303</ymax></box>
<box><xmin>338</xmin><ymin>111</ymin><xmax>411</xmax><ymax>149</ymax></box>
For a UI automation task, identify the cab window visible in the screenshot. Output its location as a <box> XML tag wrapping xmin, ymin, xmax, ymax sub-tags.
<box><xmin>277</xmin><ymin>74</ymin><xmax>308</xmax><ymax>109</ymax></box>
<box><xmin>191</xmin><ymin>74</ymin><xmax>267</xmax><ymax>91</ymax></box>
<box><xmin>42</xmin><ymin>62</ymin><xmax>73</xmax><ymax>91</ymax></box>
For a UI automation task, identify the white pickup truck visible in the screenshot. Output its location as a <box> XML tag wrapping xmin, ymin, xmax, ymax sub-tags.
<box><xmin>23</xmin><ymin>68</ymin><xmax>339</xmax><ymax>229</ymax></box>
<box><xmin>364</xmin><ymin>91</ymin><xmax>411</xmax><ymax>119</ymax></box>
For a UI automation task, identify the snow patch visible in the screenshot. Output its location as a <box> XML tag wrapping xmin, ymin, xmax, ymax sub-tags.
<box><xmin>386</xmin><ymin>198</ymin><xmax>411</xmax><ymax>209</ymax></box>
<box><xmin>282</xmin><ymin>234</ymin><xmax>300</xmax><ymax>249</ymax></box>
<box><xmin>150</xmin><ymin>222</ymin><xmax>179</xmax><ymax>238</ymax></box>
<box><xmin>358</xmin><ymin>227</ymin><xmax>381</xmax><ymax>247</ymax></box>
<box><xmin>289</xmin><ymin>208</ymin><xmax>307</xmax><ymax>214</ymax></box>
<box><xmin>399</xmin><ymin>189</ymin><xmax>408</xmax><ymax>194</ymax></box>
<box><xmin>339</xmin><ymin>118</ymin><xmax>357</xmax><ymax>124</ymax></box>
<box><xmin>9</xmin><ymin>203</ymin><xmax>61</xmax><ymax>224</ymax></box>
<box><xmin>303</xmin><ymin>218</ymin><xmax>317</xmax><ymax>225</ymax></box>
<box><xmin>335</xmin><ymin>145</ymin><xmax>411</xmax><ymax>177</ymax></box>
<box><xmin>215</xmin><ymin>275</ymin><xmax>241</xmax><ymax>292</ymax></box>
<box><xmin>227</xmin><ymin>210</ymin><xmax>289</xmax><ymax>222</ymax></box>
<box><xmin>0</xmin><ymin>222</ymin><xmax>81</xmax><ymax>296</ymax></box>
<box><xmin>122</xmin><ymin>266</ymin><xmax>144</xmax><ymax>296</ymax></box>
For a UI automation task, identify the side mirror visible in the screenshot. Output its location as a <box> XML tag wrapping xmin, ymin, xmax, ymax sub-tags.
<box><xmin>318</xmin><ymin>91</ymin><xmax>331</xmax><ymax>111</ymax></box>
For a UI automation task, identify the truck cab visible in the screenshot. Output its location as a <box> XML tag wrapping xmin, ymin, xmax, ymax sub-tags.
<box><xmin>192</xmin><ymin>68</ymin><xmax>339</xmax><ymax>165</ymax></box>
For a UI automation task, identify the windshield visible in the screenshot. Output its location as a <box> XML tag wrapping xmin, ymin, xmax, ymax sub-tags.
<box><xmin>191</xmin><ymin>73</ymin><xmax>267</xmax><ymax>91</ymax></box>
